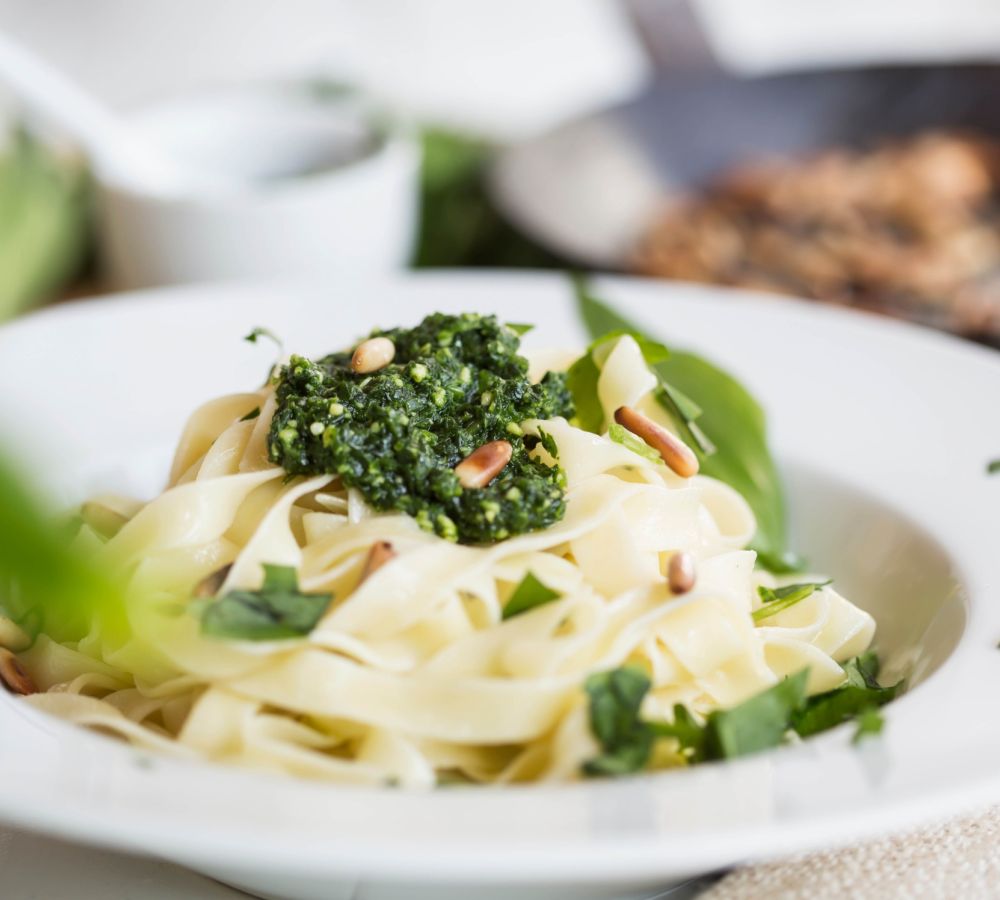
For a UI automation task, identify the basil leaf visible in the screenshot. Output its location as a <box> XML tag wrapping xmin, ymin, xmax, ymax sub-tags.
<box><xmin>506</xmin><ymin>322</ymin><xmax>534</xmax><ymax>336</ymax></box>
<box><xmin>704</xmin><ymin>669</ymin><xmax>810</xmax><ymax>759</ymax></box>
<box><xmin>240</xmin><ymin>407</ymin><xmax>261</xmax><ymax>422</ymax></box>
<box><xmin>753</xmin><ymin>579</ymin><xmax>832</xmax><ymax>622</ymax></box>
<box><xmin>609</xmin><ymin>423</ymin><xmax>662</xmax><ymax>464</ymax></box>
<box><xmin>503</xmin><ymin>571</ymin><xmax>561</xmax><ymax>619</ymax></box>
<box><xmin>792</xmin><ymin>653</ymin><xmax>900</xmax><ymax>738</ymax></box>
<box><xmin>582</xmin><ymin>667</ymin><xmax>654</xmax><ymax>776</ymax></box>
<box><xmin>988</xmin><ymin>459</ymin><xmax>1000</xmax><ymax>474</ymax></box>
<box><xmin>573</xmin><ymin>280</ymin><xmax>788</xmax><ymax>558</ymax></box>
<box><xmin>244</xmin><ymin>327</ymin><xmax>282</xmax><ymax>348</ymax></box>
<box><xmin>200</xmin><ymin>564</ymin><xmax>332</xmax><ymax>640</ymax></box>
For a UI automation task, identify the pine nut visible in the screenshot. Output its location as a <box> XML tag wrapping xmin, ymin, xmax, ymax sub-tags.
<box><xmin>454</xmin><ymin>440</ymin><xmax>513</xmax><ymax>488</ymax></box>
<box><xmin>668</xmin><ymin>551</ymin><xmax>696</xmax><ymax>595</ymax></box>
<box><xmin>351</xmin><ymin>337</ymin><xmax>395</xmax><ymax>374</ymax></box>
<box><xmin>0</xmin><ymin>648</ymin><xmax>36</xmax><ymax>696</ymax></box>
<box><xmin>360</xmin><ymin>541</ymin><xmax>396</xmax><ymax>582</ymax></box>
<box><xmin>614</xmin><ymin>406</ymin><xmax>699</xmax><ymax>478</ymax></box>
<box><xmin>194</xmin><ymin>564</ymin><xmax>232</xmax><ymax>598</ymax></box>
<box><xmin>0</xmin><ymin>616</ymin><xmax>29</xmax><ymax>652</ymax></box>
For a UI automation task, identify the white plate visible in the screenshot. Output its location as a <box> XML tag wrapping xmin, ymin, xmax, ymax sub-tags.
<box><xmin>0</xmin><ymin>273</ymin><xmax>997</xmax><ymax>900</ymax></box>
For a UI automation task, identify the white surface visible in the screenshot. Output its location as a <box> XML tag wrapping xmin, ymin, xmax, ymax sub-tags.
<box><xmin>94</xmin><ymin>86</ymin><xmax>419</xmax><ymax>290</ymax></box>
<box><xmin>0</xmin><ymin>0</ymin><xmax>648</xmax><ymax>141</ymax></box>
<box><xmin>0</xmin><ymin>273</ymin><xmax>997</xmax><ymax>900</ymax></box>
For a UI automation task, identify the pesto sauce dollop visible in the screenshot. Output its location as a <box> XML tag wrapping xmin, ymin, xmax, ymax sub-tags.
<box><xmin>267</xmin><ymin>313</ymin><xmax>574</xmax><ymax>544</ymax></box>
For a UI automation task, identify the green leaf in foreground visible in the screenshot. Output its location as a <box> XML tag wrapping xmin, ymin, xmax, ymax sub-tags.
<box><xmin>572</xmin><ymin>278</ymin><xmax>787</xmax><ymax>557</ymax></box>
<box><xmin>582</xmin><ymin>667</ymin><xmax>654</xmax><ymax>776</ymax></box>
<box><xmin>608</xmin><ymin>423</ymin><xmax>663</xmax><ymax>464</ymax></box>
<box><xmin>502</xmin><ymin>571</ymin><xmax>561</xmax><ymax>620</ymax></box>
<box><xmin>852</xmin><ymin>707</ymin><xmax>885</xmax><ymax>743</ymax></box>
<box><xmin>752</xmin><ymin>580</ymin><xmax>832</xmax><ymax>622</ymax></box>
<box><xmin>988</xmin><ymin>459</ymin><xmax>1000</xmax><ymax>474</ymax></box>
<box><xmin>200</xmin><ymin>564</ymin><xmax>332</xmax><ymax>640</ymax></box>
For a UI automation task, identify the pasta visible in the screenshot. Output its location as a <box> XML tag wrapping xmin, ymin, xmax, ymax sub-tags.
<box><xmin>18</xmin><ymin>329</ymin><xmax>876</xmax><ymax>787</ymax></box>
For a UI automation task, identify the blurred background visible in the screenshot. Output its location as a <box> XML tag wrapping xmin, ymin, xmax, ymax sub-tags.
<box><xmin>3</xmin><ymin>0</ymin><xmax>1000</xmax><ymax>340</ymax></box>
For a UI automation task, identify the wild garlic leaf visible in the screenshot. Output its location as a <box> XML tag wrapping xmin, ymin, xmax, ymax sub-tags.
<box><xmin>852</xmin><ymin>707</ymin><xmax>885</xmax><ymax>743</ymax></box>
<box><xmin>754</xmin><ymin>549</ymin><xmax>808</xmax><ymax>575</ymax></box>
<box><xmin>792</xmin><ymin>653</ymin><xmax>900</xmax><ymax>738</ymax></box>
<box><xmin>565</xmin><ymin>352</ymin><xmax>604</xmax><ymax>433</ymax></box>
<box><xmin>244</xmin><ymin>326</ymin><xmax>283</xmax><ymax>348</ymax></box>
<box><xmin>753</xmin><ymin>580</ymin><xmax>832</xmax><ymax>622</ymax></box>
<box><xmin>573</xmin><ymin>278</ymin><xmax>788</xmax><ymax>557</ymax></box>
<box><xmin>609</xmin><ymin>423</ymin><xmax>662</xmax><ymax>464</ymax></box>
<box><xmin>200</xmin><ymin>564</ymin><xmax>332</xmax><ymax>640</ymax></box>
<box><xmin>988</xmin><ymin>459</ymin><xmax>1000</xmax><ymax>474</ymax></box>
<box><xmin>240</xmin><ymin>407</ymin><xmax>261</xmax><ymax>422</ymax></box>
<box><xmin>502</xmin><ymin>571</ymin><xmax>561</xmax><ymax>620</ymax></box>
<box><xmin>506</xmin><ymin>322</ymin><xmax>534</xmax><ymax>336</ymax></box>
<box><xmin>582</xmin><ymin>667</ymin><xmax>654</xmax><ymax>776</ymax></box>
<box><xmin>705</xmin><ymin>669</ymin><xmax>810</xmax><ymax>759</ymax></box>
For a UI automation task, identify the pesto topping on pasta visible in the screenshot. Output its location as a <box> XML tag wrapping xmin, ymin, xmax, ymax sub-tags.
<box><xmin>268</xmin><ymin>312</ymin><xmax>573</xmax><ymax>544</ymax></box>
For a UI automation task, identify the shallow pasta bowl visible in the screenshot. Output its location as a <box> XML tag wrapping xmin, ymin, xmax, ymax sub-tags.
<box><xmin>0</xmin><ymin>272</ymin><xmax>996</xmax><ymax>900</ymax></box>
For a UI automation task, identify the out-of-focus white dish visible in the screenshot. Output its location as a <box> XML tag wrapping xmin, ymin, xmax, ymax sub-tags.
<box><xmin>0</xmin><ymin>273</ymin><xmax>995</xmax><ymax>900</ymax></box>
<box><xmin>95</xmin><ymin>85</ymin><xmax>420</xmax><ymax>291</ymax></box>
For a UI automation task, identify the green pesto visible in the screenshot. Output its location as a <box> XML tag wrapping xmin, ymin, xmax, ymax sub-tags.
<box><xmin>267</xmin><ymin>313</ymin><xmax>574</xmax><ymax>544</ymax></box>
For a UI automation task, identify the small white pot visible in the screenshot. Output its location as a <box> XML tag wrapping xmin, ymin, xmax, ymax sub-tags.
<box><xmin>94</xmin><ymin>86</ymin><xmax>420</xmax><ymax>290</ymax></box>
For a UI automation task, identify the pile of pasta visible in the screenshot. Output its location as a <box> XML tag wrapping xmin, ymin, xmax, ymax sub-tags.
<box><xmin>21</xmin><ymin>336</ymin><xmax>875</xmax><ymax>786</ymax></box>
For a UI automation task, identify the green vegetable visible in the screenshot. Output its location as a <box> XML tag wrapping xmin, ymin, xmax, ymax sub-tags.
<box><xmin>244</xmin><ymin>327</ymin><xmax>282</xmax><ymax>348</ymax></box>
<box><xmin>240</xmin><ymin>407</ymin><xmax>261</xmax><ymax>422</ymax></box>
<box><xmin>752</xmin><ymin>580</ymin><xmax>832</xmax><ymax>622</ymax></box>
<box><xmin>582</xmin><ymin>667</ymin><xmax>655</xmax><ymax>776</ymax></box>
<box><xmin>199</xmin><ymin>564</ymin><xmax>332</xmax><ymax>640</ymax></box>
<box><xmin>792</xmin><ymin>652</ymin><xmax>900</xmax><ymax>738</ymax></box>
<box><xmin>852</xmin><ymin>707</ymin><xmax>885</xmax><ymax>743</ymax></box>
<box><xmin>988</xmin><ymin>459</ymin><xmax>1000</xmax><ymax>474</ymax></box>
<box><xmin>608</xmin><ymin>423</ymin><xmax>663</xmax><ymax>464</ymax></box>
<box><xmin>564</xmin><ymin>352</ymin><xmax>604</xmax><ymax>433</ymax></box>
<box><xmin>573</xmin><ymin>278</ymin><xmax>787</xmax><ymax>558</ymax></box>
<box><xmin>753</xmin><ymin>549</ymin><xmax>808</xmax><ymax>575</ymax></box>
<box><xmin>502</xmin><ymin>571</ymin><xmax>561</xmax><ymax>619</ymax></box>
<box><xmin>268</xmin><ymin>313</ymin><xmax>574</xmax><ymax>544</ymax></box>
<box><xmin>506</xmin><ymin>323</ymin><xmax>534</xmax><ymax>336</ymax></box>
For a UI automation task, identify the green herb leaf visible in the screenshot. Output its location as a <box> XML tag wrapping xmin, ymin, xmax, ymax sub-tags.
<box><xmin>200</xmin><ymin>564</ymin><xmax>332</xmax><ymax>640</ymax></box>
<box><xmin>565</xmin><ymin>351</ymin><xmax>605</xmax><ymax>433</ymax></box>
<box><xmin>506</xmin><ymin>322</ymin><xmax>534</xmax><ymax>336</ymax></box>
<box><xmin>537</xmin><ymin>428</ymin><xmax>559</xmax><ymax>460</ymax></box>
<box><xmin>754</xmin><ymin>549</ymin><xmax>808</xmax><ymax>575</ymax></box>
<box><xmin>649</xmin><ymin>704</ymin><xmax>709</xmax><ymax>759</ymax></box>
<box><xmin>240</xmin><ymin>407</ymin><xmax>261</xmax><ymax>422</ymax></box>
<box><xmin>609</xmin><ymin>422</ymin><xmax>662</xmax><ymax>464</ymax></box>
<box><xmin>573</xmin><ymin>279</ymin><xmax>787</xmax><ymax>556</ymax></box>
<box><xmin>503</xmin><ymin>571</ymin><xmax>561</xmax><ymax>619</ymax></box>
<box><xmin>753</xmin><ymin>580</ymin><xmax>832</xmax><ymax>622</ymax></box>
<box><xmin>792</xmin><ymin>652</ymin><xmax>900</xmax><ymax>738</ymax></box>
<box><xmin>582</xmin><ymin>667</ymin><xmax>654</xmax><ymax>776</ymax></box>
<box><xmin>704</xmin><ymin>669</ymin><xmax>810</xmax><ymax>759</ymax></box>
<box><xmin>244</xmin><ymin>327</ymin><xmax>282</xmax><ymax>348</ymax></box>
<box><xmin>852</xmin><ymin>707</ymin><xmax>885</xmax><ymax>743</ymax></box>
<box><xmin>988</xmin><ymin>459</ymin><xmax>1000</xmax><ymax>474</ymax></box>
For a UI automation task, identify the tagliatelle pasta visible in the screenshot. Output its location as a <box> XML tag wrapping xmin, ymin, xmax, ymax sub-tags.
<box><xmin>20</xmin><ymin>332</ymin><xmax>876</xmax><ymax>786</ymax></box>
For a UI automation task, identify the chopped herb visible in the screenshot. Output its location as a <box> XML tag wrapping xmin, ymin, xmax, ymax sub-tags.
<box><xmin>240</xmin><ymin>407</ymin><xmax>261</xmax><ymax>422</ymax></box>
<box><xmin>988</xmin><ymin>459</ymin><xmax>1000</xmax><ymax>474</ymax></box>
<box><xmin>582</xmin><ymin>667</ymin><xmax>655</xmax><ymax>776</ymax></box>
<box><xmin>753</xmin><ymin>580</ymin><xmax>832</xmax><ymax>622</ymax></box>
<box><xmin>852</xmin><ymin>707</ymin><xmax>884</xmax><ymax>743</ymax></box>
<box><xmin>573</xmin><ymin>278</ymin><xmax>788</xmax><ymax>560</ymax></box>
<box><xmin>506</xmin><ymin>322</ymin><xmax>534</xmax><ymax>336</ymax></box>
<box><xmin>267</xmin><ymin>313</ymin><xmax>573</xmax><ymax>544</ymax></box>
<box><xmin>244</xmin><ymin>326</ymin><xmax>283</xmax><ymax>348</ymax></box>
<box><xmin>531</xmin><ymin>428</ymin><xmax>559</xmax><ymax>460</ymax></box>
<box><xmin>199</xmin><ymin>564</ymin><xmax>332</xmax><ymax>640</ymax></box>
<box><xmin>754</xmin><ymin>549</ymin><xmax>808</xmax><ymax>575</ymax></box>
<box><xmin>792</xmin><ymin>652</ymin><xmax>901</xmax><ymax>737</ymax></box>
<box><xmin>502</xmin><ymin>571</ymin><xmax>561</xmax><ymax>619</ymax></box>
<box><xmin>608</xmin><ymin>422</ymin><xmax>662</xmax><ymax>464</ymax></box>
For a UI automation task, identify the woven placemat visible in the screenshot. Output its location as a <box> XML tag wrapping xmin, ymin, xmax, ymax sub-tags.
<box><xmin>700</xmin><ymin>805</ymin><xmax>1000</xmax><ymax>899</ymax></box>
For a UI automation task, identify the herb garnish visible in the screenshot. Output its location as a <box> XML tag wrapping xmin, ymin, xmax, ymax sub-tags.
<box><xmin>582</xmin><ymin>654</ymin><xmax>898</xmax><ymax>777</ymax></box>
<box><xmin>988</xmin><ymin>459</ymin><xmax>1000</xmax><ymax>474</ymax></box>
<box><xmin>506</xmin><ymin>322</ymin><xmax>534</xmax><ymax>336</ymax></box>
<box><xmin>503</xmin><ymin>571</ymin><xmax>561</xmax><ymax>619</ymax></box>
<box><xmin>240</xmin><ymin>407</ymin><xmax>261</xmax><ymax>422</ymax></box>
<box><xmin>608</xmin><ymin>423</ymin><xmax>662</xmax><ymax>464</ymax></box>
<box><xmin>572</xmin><ymin>278</ymin><xmax>788</xmax><ymax>563</ymax></box>
<box><xmin>268</xmin><ymin>313</ymin><xmax>573</xmax><ymax>544</ymax></box>
<box><xmin>199</xmin><ymin>564</ymin><xmax>332</xmax><ymax>640</ymax></box>
<box><xmin>244</xmin><ymin>327</ymin><xmax>283</xmax><ymax>348</ymax></box>
<box><xmin>752</xmin><ymin>580</ymin><xmax>832</xmax><ymax>622</ymax></box>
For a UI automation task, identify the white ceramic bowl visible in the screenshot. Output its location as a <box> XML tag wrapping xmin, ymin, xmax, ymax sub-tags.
<box><xmin>94</xmin><ymin>86</ymin><xmax>420</xmax><ymax>291</ymax></box>
<box><xmin>0</xmin><ymin>273</ymin><xmax>997</xmax><ymax>900</ymax></box>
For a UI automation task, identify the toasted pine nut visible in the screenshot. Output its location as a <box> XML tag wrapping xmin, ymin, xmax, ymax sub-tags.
<box><xmin>351</xmin><ymin>337</ymin><xmax>395</xmax><ymax>374</ymax></box>
<box><xmin>614</xmin><ymin>406</ymin><xmax>699</xmax><ymax>478</ymax></box>
<box><xmin>360</xmin><ymin>541</ymin><xmax>396</xmax><ymax>582</ymax></box>
<box><xmin>668</xmin><ymin>551</ymin><xmax>696</xmax><ymax>595</ymax></box>
<box><xmin>0</xmin><ymin>648</ymin><xmax>36</xmax><ymax>696</ymax></box>
<box><xmin>454</xmin><ymin>440</ymin><xmax>513</xmax><ymax>489</ymax></box>
<box><xmin>0</xmin><ymin>616</ymin><xmax>29</xmax><ymax>652</ymax></box>
<box><xmin>193</xmin><ymin>564</ymin><xmax>233</xmax><ymax>598</ymax></box>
